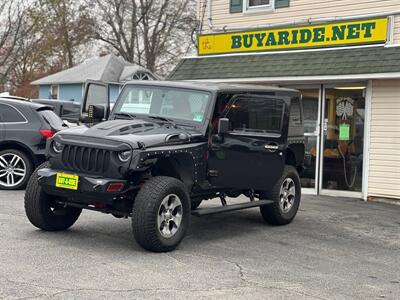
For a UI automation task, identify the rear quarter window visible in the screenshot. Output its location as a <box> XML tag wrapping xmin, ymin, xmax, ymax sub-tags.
<box><xmin>38</xmin><ymin>109</ymin><xmax>64</xmax><ymax>130</ymax></box>
<box><xmin>289</xmin><ymin>97</ymin><xmax>302</xmax><ymax>127</ymax></box>
<box><xmin>0</xmin><ymin>104</ymin><xmax>26</xmax><ymax>123</ymax></box>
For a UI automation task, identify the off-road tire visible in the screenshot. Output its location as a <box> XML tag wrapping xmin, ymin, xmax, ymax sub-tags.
<box><xmin>260</xmin><ymin>165</ymin><xmax>301</xmax><ymax>225</ymax></box>
<box><xmin>24</xmin><ymin>162</ymin><xmax>82</xmax><ymax>231</ymax></box>
<box><xmin>191</xmin><ymin>199</ymin><xmax>202</xmax><ymax>210</ymax></box>
<box><xmin>0</xmin><ymin>149</ymin><xmax>33</xmax><ymax>190</ymax></box>
<box><xmin>132</xmin><ymin>176</ymin><xmax>190</xmax><ymax>252</ymax></box>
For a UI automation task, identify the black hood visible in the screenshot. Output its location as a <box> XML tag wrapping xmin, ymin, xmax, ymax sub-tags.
<box><xmin>55</xmin><ymin>119</ymin><xmax>196</xmax><ymax>149</ymax></box>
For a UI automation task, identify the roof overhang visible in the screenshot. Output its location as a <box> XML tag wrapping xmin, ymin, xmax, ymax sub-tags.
<box><xmin>31</xmin><ymin>82</ymin><xmax>83</xmax><ymax>86</ymax></box>
<box><xmin>168</xmin><ymin>45</ymin><xmax>400</xmax><ymax>82</ymax></box>
<box><xmin>185</xmin><ymin>72</ymin><xmax>400</xmax><ymax>83</ymax></box>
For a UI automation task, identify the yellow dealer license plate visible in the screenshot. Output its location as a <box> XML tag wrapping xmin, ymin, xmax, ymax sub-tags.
<box><xmin>56</xmin><ymin>173</ymin><xmax>79</xmax><ymax>190</ymax></box>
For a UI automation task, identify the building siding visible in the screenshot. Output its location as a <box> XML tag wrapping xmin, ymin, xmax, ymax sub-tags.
<box><xmin>203</xmin><ymin>0</ymin><xmax>400</xmax><ymax>44</ymax></box>
<box><xmin>59</xmin><ymin>84</ymin><xmax>83</xmax><ymax>103</ymax></box>
<box><xmin>394</xmin><ymin>15</ymin><xmax>400</xmax><ymax>44</ymax></box>
<box><xmin>368</xmin><ymin>79</ymin><xmax>400</xmax><ymax>199</ymax></box>
<box><xmin>38</xmin><ymin>85</ymin><xmax>51</xmax><ymax>99</ymax></box>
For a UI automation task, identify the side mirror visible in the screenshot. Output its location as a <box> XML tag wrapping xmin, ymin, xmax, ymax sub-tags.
<box><xmin>80</xmin><ymin>80</ymin><xmax>109</xmax><ymax>124</ymax></box>
<box><xmin>89</xmin><ymin>105</ymin><xmax>105</xmax><ymax>120</ymax></box>
<box><xmin>218</xmin><ymin>118</ymin><xmax>229</xmax><ymax>135</ymax></box>
<box><xmin>80</xmin><ymin>105</ymin><xmax>106</xmax><ymax>123</ymax></box>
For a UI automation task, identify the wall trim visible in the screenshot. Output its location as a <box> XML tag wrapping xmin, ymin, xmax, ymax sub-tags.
<box><xmin>186</xmin><ymin>72</ymin><xmax>400</xmax><ymax>83</ymax></box>
<box><xmin>363</xmin><ymin>80</ymin><xmax>373</xmax><ymax>201</ymax></box>
<box><xmin>185</xmin><ymin>44</ymin><xmax>385</xmax><ymax>59</ymax></box>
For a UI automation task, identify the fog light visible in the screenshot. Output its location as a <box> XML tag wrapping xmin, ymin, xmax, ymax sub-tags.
<box><xmin>118</xmin><ymin>150</ymin><xmax>131</xmax><ymax>162</ymax></box>
<box><xmin>107</xmin><ymin>182</ymin><xmax>125</xmax><ymax>192</ymax></box>
<box><xmin>52</xmin><ymin>141</ymin><xmax>64</xmax><ymax>153</ymax></box>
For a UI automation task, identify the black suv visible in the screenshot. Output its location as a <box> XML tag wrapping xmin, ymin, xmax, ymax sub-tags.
<box><xmin>0</xmin><ymin>98</ymin><xmax>65</xmax><ymax>190</ymax></box>
<box><xmin>25</xmin><ymin>81</ymin><xmax>305</xmax><ymax>252</ymax></box>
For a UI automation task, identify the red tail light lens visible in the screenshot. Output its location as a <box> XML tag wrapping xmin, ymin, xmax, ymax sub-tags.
<box><xmin>107</xmin><ymin>182</ymin><xmax>125</xmax><ymax>193</ymax></box>
<box><xmin>39</xmin><ymin>129</ymin><xmax>55</xmax><ymax>139</ymax></box>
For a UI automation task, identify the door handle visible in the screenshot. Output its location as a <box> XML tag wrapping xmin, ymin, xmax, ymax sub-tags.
<box><xmin>264</xmin><ymin>143</ymin><xmax>279</xmax><ymax>152</ymax></box>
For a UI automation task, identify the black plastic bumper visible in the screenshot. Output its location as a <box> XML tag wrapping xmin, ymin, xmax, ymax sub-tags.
<box><xmin>37</xmin><ymin>168</ymin><xmax>128</xmax><ymax>204</ymax></box>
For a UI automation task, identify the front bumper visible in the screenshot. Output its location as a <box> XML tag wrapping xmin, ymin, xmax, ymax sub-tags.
<box><xmin>38</xmin><ymin>168</ymin><xmax>129</xmax><ymax>204</ymax></box>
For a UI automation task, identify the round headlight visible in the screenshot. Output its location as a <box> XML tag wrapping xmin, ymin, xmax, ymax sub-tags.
<box><xmin>118</xmin><ymin>150</ymin><xmax>131</xmax><ymax>162</ymax></box>
<box><xmin>52</xmin><ymin>141</ymin><xmax>64</xmax><ymax>153</ymax></box>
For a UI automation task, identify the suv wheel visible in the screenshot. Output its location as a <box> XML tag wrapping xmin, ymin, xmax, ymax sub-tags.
<box><xmin>0</xmin><ymin>149</ymin><xmax>33</xmax><ymax>190</ymax></box>
<box><xmin>260</xmin><ymin>165</ymin><xmax>301</xmax><ymax>225</ymax></box>
<box><xmin>24</xmin><ymin>162</ymin><xmax>82</xmax><ymax>231</ymax></box>
<box><xmin>132</xmin><ymin>176</ymin><xmax>190</xmax><ymax>252</ymax></box>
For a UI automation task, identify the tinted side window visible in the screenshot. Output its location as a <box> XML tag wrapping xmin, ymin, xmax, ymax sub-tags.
<box><xmin>85</xmin><ymin>84</ymin><xmax>108</xmax><ymax>112</ymax></box>
<box><xmin>290</xmin><ymin>97</ymin><xmax>302</xmax><ymax>127</ymax></box>
<box><xmin>38</xmin><ymin>110</ymin><xmax>64</xmax><ymax>130</ymax></box>
<box><xmin>0</xmin><ymin>104</ymin><xmax>26</xmax><ymax>123</ymax></box>
<box><xmin>226</xmin><ymin>97</ymin><xmax>284</xmax><ymax>134</ymax></box>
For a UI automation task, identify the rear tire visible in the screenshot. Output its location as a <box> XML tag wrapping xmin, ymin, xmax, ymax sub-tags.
<box><xmin>260</xmin><ymin>165</ymin><xmax>301</xmax><ymax>225</ymax></box>
<box><xmin>132</xmin><ymin>176</ymin><xmax>190</xmax><ymax>252</ymax></box>
<box><xmin>24</xmin><ymin>162</ymin><xmax>81</xmax><ymax>231</ymax></box>
<box><xmin>0</xmin><ymin>149</ymin><xmax>33</xmax><ymax>190</ymax></box>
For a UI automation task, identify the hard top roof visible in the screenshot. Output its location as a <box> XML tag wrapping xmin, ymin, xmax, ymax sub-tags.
<box><xmin>0</xmin><ymin>97</ymin><xmax>52</xmax><ymax>110</ymax></box>
<box><xmin>33</xmin><ymin>99</ymin><xmax>80</xmax><ymax>106</ymax></box>
<box><xmin>124</xmin><ymin>80</ymin><xmax>299</xmax><ymax>94</ymax></box>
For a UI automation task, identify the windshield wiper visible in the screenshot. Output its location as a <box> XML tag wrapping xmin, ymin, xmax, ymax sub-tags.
<box><xmin>113</xmin><ymin>112</ymin><xmax>136</xmax><ymax>120</ymax></box>
<box><xmin>147</xmin><ymin>115</ymin><xmax>177</xmax><ymax>128</ymax></box>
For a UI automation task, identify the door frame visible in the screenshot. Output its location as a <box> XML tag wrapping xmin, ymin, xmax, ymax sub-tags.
<box><xmin>281</xmin><ymin>84</ymin><xmax>322</xmax><ymax>195</ymax></box>
<box><xmin>318</xmin><ymin>82</ymin><xmax>369</xmax><ymax>199</ymax></box>
<box><xmin>281</xmin><ymin>82</ymin><xmax>370</xmax><ymax>199</ymax></box>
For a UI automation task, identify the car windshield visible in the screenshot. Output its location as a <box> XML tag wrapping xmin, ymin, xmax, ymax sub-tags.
<box><xmin>112</xmin><ymin>85</ymin><xmax>211</xmax><ymax>124</ymax></box>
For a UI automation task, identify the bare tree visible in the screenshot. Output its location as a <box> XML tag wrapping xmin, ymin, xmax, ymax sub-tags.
<box><xmin>5</xmin><ymin>0</ymin><xmax>94</xmax><ymax>97</ymax></box>
<box><xmin>0</xmin><ymin>1</ymin><xmax>27</xmax><ymax>89</ymax></box>
<box><xmin>8</xmin><ymin>25</ymin><xmax>61</xmax><ymax>98</ymax></box>
<box><xmin>138</xmin><ymin>0</ymin><xmax>196</xmax><ymax>74</ymax></box>
<box><xmin>94</xmin><ymin>0</ymin><xmax>142</xmax><ymax>63</ymax></box>
<box><xmin>93</xmin><ymin>0</ymin><xmax>197</xmax><ymax>76</ymax></box>
<box><xmin>35</xmin><ymin>0</ymin><xmax>95</xmax><ymax>68</ymax></box>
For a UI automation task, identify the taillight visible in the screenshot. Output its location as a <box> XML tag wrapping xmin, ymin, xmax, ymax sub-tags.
<box><xmin>107</xmin><ymin>182</ymin><xmax>125</xmax><ymax>192</ymax></box>
<box><xmin>39</xmin><ymin>129</ymin><xmax>55</xmax><ymax>139</ymax></box>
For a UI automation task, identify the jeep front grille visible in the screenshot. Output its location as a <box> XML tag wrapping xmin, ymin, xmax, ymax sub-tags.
<box><xmin>61</xmin><ymin>145</ymin><xmax>111</xmax><ymax>174</ymax></box>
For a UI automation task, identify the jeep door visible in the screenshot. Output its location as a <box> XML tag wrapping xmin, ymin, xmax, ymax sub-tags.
<box><xmin>80</xmin><ymin>80</ymin><xmax>110</xmax><ymax>123</ymax></box>
<box><xmin>208</xmin><ymin>94</ymin><xmax>289</xmax><ymax>191</ymax></box>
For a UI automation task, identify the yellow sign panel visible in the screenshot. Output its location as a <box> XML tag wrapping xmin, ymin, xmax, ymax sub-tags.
<box><xmin>198</xmin><ymin>18</ymin><xmax>388</xmax><ymax>56</ymax></box>
<box><xmin>56</xmin><ymin>173</ymin><xmax>79</xmax><ymax>190</ymax></box>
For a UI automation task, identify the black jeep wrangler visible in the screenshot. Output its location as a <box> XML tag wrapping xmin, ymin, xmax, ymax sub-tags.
<box><xmin>24</xmin><ymin>81</ymin><xmax>305</xmax><ymax>252</ymax></box>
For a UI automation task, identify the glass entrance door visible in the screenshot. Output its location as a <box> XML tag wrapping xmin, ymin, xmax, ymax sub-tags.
<box><xmin>296</xmin><ymin>88</ymin><xmax>321</xmax><ymax>194</ymax></box>
<box><xmin>320</xmin><ymin>86</ymin><xmax>366</xmax><ymax>194</ymax></box>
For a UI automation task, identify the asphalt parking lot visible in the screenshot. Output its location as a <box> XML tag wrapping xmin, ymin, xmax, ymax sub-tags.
<box><xmin>0</xmin><ymin>190</ymin><xmax>399</xmax><ymax>300</ymax></box>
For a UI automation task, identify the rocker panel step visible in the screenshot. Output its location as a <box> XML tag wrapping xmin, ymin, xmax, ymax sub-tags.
<box><xmin>191</xmin><ymin>200</ymin><xmax>273</xmax><ymax>216</ymax></box>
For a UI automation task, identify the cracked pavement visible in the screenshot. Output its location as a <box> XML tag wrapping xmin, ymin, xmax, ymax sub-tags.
<box><xmin>0</xmin><ymin>190</ymin><xmax>399</xmax><ymax>299</ymax></box>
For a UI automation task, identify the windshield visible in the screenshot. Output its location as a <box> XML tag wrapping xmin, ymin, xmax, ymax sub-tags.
<box><xmin>112</xmin><ymin>85</ymin><xmax>211</xmax><ymax>124</ymax></box>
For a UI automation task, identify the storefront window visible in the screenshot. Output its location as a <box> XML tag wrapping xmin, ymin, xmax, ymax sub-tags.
<box><xmin>322</xmin><ymin>87</ymin><xmax>365</xmax><ymax>192</ymax></box>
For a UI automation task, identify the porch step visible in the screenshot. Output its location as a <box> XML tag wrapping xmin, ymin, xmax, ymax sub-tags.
<box><xmin>191</xmin><ymin>200</ymin><xmax>273</xmax><ymax>217</ymax></box>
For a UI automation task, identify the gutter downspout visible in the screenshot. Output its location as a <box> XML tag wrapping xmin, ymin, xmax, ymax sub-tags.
<box><xmin>207</xmin><ymin>0</ymin><xmax>213</xmax><ymax>30</ymax></box>
<box><xmin>208</xmin><ymin>10</ymin><xmax>400</xmax><ymax>33</ymax></box>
